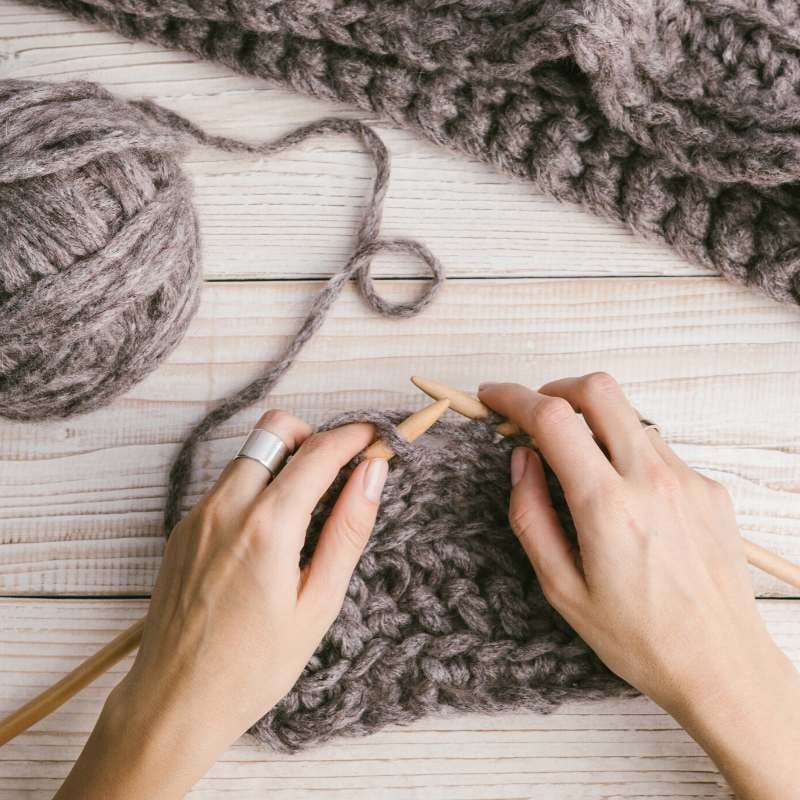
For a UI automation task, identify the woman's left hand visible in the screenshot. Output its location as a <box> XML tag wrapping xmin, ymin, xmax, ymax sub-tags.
<box><xmin>55</xmin><ymin>410</ymin><xmax>389</xmax><ymax>800</ymax></box>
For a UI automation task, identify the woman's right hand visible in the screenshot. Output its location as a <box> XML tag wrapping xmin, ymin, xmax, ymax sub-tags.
<box><xmin>479</xmin><ymin>375</ymin><xmax>800</xmax><ymax>800</ymax></box>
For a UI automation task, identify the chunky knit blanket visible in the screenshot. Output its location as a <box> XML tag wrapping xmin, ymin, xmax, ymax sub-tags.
<box><xmin>35</xmin><ymin>0</ymin><xmax>800</xmax><ymax>305</ymax></box>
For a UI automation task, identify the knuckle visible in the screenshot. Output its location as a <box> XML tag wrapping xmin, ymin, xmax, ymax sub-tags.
<box><xmin>703</xmin><ymin>476</ymin><xmax>733</xmax><ymax>506</ymax></box>
<box><xmin>263</xmin><ymin>477</ymin><xmax>292</xmax><ymax>508</ymax></box>
<box><xmin>239</xmin><ymin>504</ymin><xmax>280</xmax><ymax>550</ymax></box>
<box><xmin>508</xmin><ymin>501</ymin><xmax>538</xmax><ymax>541</ymax></box>
<box><xmin>337</xmin><ymin>512</ymin><xmax>371</xmax><ymax>553</ymax></box>
<box><xmin>244</xmin><ymin>504</ymin><xmax>273</xmax><ymax>531</ymax></box>
<box><xmin>644</xmin><ymin>460</ymin><xmax>681</xmax><ymax>496</ymax></box>
<box><xmin>582</xmin><ymin>478</ymin><xmax>628</xmax><ymax>517</ymax></box>
<box><xmin>256</xmin><ymin>408</ymin><xmax>293</xmax><ymax>428</ymax></box>
<box><xmin>241</xmin><ymin>511</ymin><xmax>270</xmax><ymax>541</ymax></box>
<box><xmin>582</xmin><ymin>371</ymin><xmax>619</xmax><ymax>398</ymax></box>
<box><xmin>298</xmin><ymin>430</ymin><xmax>336</xmax><ymax>458</ymax></box>
<box><xmin>540</xmin><ymin>575</ymin><xmax>569</xmax><ymax>608</ymax></box>
<box><xmin>195</xmin><ymin>494</ymin><xmax>227</xmax><ymax>527</ymax></box>
<box><xmin>244</xmin><ymin>491</ymin><xmax>282</xmax><ymax>526</ymax></box>
<box><xmin>529</xmin><ymin>396</ymin><xmax>574</xmax><ymax>429</ymax></box>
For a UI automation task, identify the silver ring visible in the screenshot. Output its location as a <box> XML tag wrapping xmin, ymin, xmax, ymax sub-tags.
<box><xmin>639</xmin><ymin>417</ymin><xmax>661</xmax><ymax>434</ymax></box>
<box><xmin>235</xmin><ymin>428</ymin><xmax>290</xmax><ymax>476</ymax></box>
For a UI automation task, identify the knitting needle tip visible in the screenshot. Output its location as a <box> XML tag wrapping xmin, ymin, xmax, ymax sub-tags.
<box><xmin>410</xmin><ymin>375</ymin><xmax>520</xmax><ymax>436</ymax></box>
<box><xmin>362</xmin><ymin>398</ymin><xmax>450</xmax><ymax>461</ymax></box>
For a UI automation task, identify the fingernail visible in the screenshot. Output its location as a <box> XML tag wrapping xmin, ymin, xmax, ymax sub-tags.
<box><xmin>510</xmin><ymin>447</ymin><xmax>529</xmax><ymax>487</ymax></box>
<box><xmin>363</xmin><ymin>458</ymin><xmax>389</xmax><ymax>503</ymax></box>
<box><xmin>478</xmin><ymin>382</ymin><xmax>496</xmax><ymax>393</ymax></box>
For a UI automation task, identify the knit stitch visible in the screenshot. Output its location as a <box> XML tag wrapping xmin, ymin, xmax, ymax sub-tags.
<box><xmin>36</xmin><ymin>0</ymin><xmax>800</xmax><ymax>305</ymax></box>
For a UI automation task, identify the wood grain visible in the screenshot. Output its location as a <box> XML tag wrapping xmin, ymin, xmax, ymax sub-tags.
<box><xmin>1</xmin><ymin>277</ymin><xmax>798</xmax><ymax>597</ymax></box>
<box><xmin>2</xmin><ymin>3</ymin><xmax>800</xmax><ymax>795</ymax></box>
<box><xmin>1</xmin><ymin>598</ymin><xmax>798</xmax><ymax>799</ymax></box>
<box><xmin>1</xmin><ymin>0</ymin><xmax>710</xmax><ymax>282</ymax></box>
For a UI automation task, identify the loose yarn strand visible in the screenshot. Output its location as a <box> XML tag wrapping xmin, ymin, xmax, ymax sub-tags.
<box><xmin>0</xmin><ymin>78</ymin><xmax>444</xmax><ymax>526</ymax></box>
<box><xmin>142</xmin><ymin>107</ymin><xmax>447</xmax><ymax>532</ymax></box>
<box><xmin>128</xmin><ymin>100</ymin><xmax>626</xmax><ymax>748</ymax></box>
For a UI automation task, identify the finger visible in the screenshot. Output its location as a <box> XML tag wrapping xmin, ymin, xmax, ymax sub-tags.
<box><xmin>478</xmin><ymin>382</ymin><xmax>618</xmax><ymax>501</ymax></box>
<box><xmin>210</xmin><ymin>409</ymin><xmax>312</xmax><ymax>509</ymax></box>
<box><xmin>643</xmin><ymin>427</ymin><xmax>690</xmax><ymax>474</ymax></box>
<box><xmin>538</xmin><ymin>373</ymin><xmax>656</xmax><ymax>473</ymax></box>
<box><xmin>262</xmin><ymin>422</ymin><xmax>377</xmax><ymax>537</ymax></box>
<box><xmin>509</xmin><ymin>447</ymin><xmax>588</xmax><ymax>611</ymax></box>
<box><xmin>298</xmin><ymin>457</ymin><xmax>388</xmax><ymax>627</ymax></box>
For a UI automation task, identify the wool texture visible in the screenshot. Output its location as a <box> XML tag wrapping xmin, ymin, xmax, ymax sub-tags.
<box><xmin>0</xmin><ymin>79</ymin><xmax>201</xmax><ymax>420</ymax></box>
<box><xmin>251</xmin><ymin>410</ymin><xmax>633</xmax><ymax>752</ymax></box>
<box><xmin>34</xmin><ymin>0</ymin><xmax>800</xmax><ymax>305</ymax></box>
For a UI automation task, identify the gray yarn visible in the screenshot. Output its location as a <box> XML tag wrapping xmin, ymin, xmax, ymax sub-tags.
<box><xmin>0</xmin><ymin>79</ymin><xmax>201</xmax><ymax>420</ymax></box>
<box><xmin>36</xmin><ymin>0</ymin><xmax>800</xmax><ymax>305</ymax></box>
<box><xmin>251</xmin><ymin>411</ymin><xmax>634</xmax><ymax>752</ymax></box>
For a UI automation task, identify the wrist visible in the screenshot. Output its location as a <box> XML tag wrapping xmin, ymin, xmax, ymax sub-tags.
<box><xmin>55</xmin><ymin>677</ymin><xmax>223</xmax><ymax>800</ymax></box>
<box><xmin>665</xmin><ymin>636</ymin><xmax>791</xmax><ymax>725</ymax></box>
<box><xmin>104</xmin><ymin>673</ymin><xmax>228</xmax><ymax>767</ymax></box>
<box><xmin>664</xmin><ymin>641</ymin><xmax>800</xmax><ymax>798</ymax></box>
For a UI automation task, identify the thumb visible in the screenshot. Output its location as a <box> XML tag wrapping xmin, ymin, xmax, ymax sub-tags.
<box><xmin>298</xmin><ymin>457</ymin><xmax>388</xmax><ymax>627</ymax></box>
<box><xmin>509</xmin><ymin>447</ymin><xmax>587</xmax><ymax>610</ymax></box>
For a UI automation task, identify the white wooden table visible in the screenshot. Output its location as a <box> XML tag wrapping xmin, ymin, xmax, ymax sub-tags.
<box><xmin>2</xmin><ymin>4</ymin><xmax>800</xmax><ymax>797</ymax></box>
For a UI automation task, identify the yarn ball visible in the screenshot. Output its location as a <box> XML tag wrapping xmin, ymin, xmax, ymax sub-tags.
<box><xmin>251</xmin><ymin>412</ymin><xmax>634</xmax><ymax>752</ymax></box>
<box><xmin>0</xmin><ymin>79</ymin><xmax>201</xmax><ymax>420</ymax></box>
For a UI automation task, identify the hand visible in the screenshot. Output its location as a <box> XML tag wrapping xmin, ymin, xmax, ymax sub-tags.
<box><xmin>55</xmin><ymin>410</ymin><xmax>389</xmax><ymax>800</ymax></box>
<box><xmin>479</xmin><ymin>375</ymin><xmax>800</xmax><ymax>800</ymax></box>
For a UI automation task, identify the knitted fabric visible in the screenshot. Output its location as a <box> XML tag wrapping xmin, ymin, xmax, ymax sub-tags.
<box><xmin>252</xmin><ymin>410</ymin><xmax>633</xmax><ymax>752</ymax></box>
<box><xmin>0</xmin><ymin>77</ymin><xmax>633</xmax><ymax>751</ymax></box>
<box><xmin>36</xmin><ymin>0</ymin><xmax>800</xmax><ymax>305</ymax></box>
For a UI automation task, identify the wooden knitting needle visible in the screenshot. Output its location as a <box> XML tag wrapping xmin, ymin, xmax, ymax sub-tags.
<box><xmin>362</xmin><ymin>398</ymin><xmax>450</xmax><ymax>459</ymax></box>
<box><xmin>0</xmin><ymin>619</ymin><xmax>145</xmax><ymax>746</ymax></box>
<box><xmin>0</xmin><ymin>401</ymin><xmax>450</xmax><ymax>747</ymax></box>
<box><xmin>742</xmin><ymin>540</ymin><xmax>800</xmax><ymax>593</ymax></box>
<box><xmin>411</xmin><ymin>376</ymin><xmax>520</xmax><ymax>436</ymax></box>
<box><xmin>411</xmin><ymin>376</ymin><xmax>800</xmax><ymax>593</ymax></box>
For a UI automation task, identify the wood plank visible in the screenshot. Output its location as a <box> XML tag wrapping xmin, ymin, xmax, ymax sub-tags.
<box><xmin>1</xmin><ymin>277</ymin><xmax>799</xmax><ymax>597</ymax></box>
<box><xmin>1</xmin><ymin>0</ymin><xmax>708</xmax><ymax>281</ymax></box>
<box><xmin>2</xmin><ymin>597</ymin><xmax>798</xmax><ymax>798</ymax></box>
<box><xmin>4</xmin><ymin>4</ymin><xmax>798</xmax><ymax>796</ymax></box>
